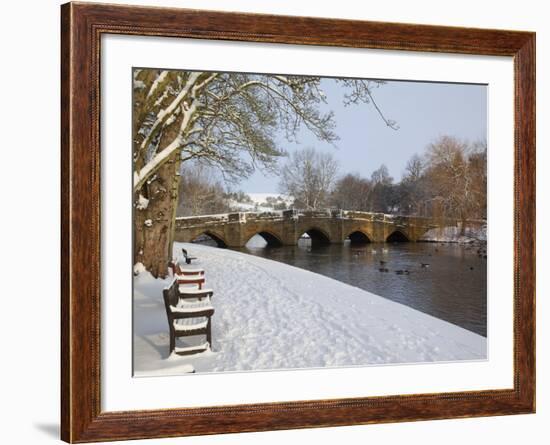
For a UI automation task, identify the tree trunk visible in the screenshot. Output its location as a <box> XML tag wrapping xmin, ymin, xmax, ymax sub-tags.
<box><xmin>134</xmin><ymin>151</ymin><xmax>181</xmax><ymax>278</ymax></box>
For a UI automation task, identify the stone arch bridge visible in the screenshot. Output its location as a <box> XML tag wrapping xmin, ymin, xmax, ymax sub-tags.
<box><xmin>174</xmin><ymin>209</ymin><xmax>482</xmax><ymax>248</ymax></box>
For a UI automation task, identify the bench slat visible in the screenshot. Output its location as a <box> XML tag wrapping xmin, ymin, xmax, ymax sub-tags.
<box><xmin>174</xmin><ymin>343</ymin><xmax>210</xmax><ymax>356</ymax></box>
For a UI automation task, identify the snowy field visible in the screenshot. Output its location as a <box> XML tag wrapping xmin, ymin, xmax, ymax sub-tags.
<box><xmin>247</xmin><ymin>192</ymin><xmax>292</xmax><ymax>205</ymax></box>
<box><xmin>133</xmin><ymin>243</ymin><xmax>486</xmax><ymax>376</ymax></box>
<box><xmin>228</xmin><ymin>193</ymin><xmax>293</xmax><ymax>213</ymax></box>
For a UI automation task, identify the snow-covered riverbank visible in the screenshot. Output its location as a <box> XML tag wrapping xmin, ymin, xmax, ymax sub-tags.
<box><xmin>133</xmin><ymin>243</ymin><xmax>486</xmax><ymax>376</ymax></box>
<box><xmin>420</xmin><ymin>225</ymin><xmax>487</xmax><ymax>244</ymax></box>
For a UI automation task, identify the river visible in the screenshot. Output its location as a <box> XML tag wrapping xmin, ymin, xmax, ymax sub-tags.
<box><xmin>230</xmin><ymin>238</ymin><xmax>487</xmax><ymax>337</ymax></box>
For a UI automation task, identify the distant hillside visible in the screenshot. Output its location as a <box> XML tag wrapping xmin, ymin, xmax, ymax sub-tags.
<box><xmin>229</xmin><ymin>193</ymin><xmax>293</xmax><ymax>212</ymax></box>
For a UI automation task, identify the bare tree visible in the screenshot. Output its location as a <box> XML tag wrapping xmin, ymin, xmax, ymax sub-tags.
<box><xmin>368</xmin><ymin>164</ymin><xmax>396</xmax><ymax>212</ymax></box>
<box><xmin>134</xmin><ymin>71</ymin><xmax>338</xmax><ymax>276</ymax></box>
<box><xmin>279</xmin><ymin>147</ymin><xmax>339</xmax><ymax>209</ymax></box>
<box><xmin>370</xmin><ymin>164</ymin><xmax>393</xmax><ymax>185</ymax></box>
<box><xmin>338</xmin><ymin>79</ymin><xmax>399</xmax><ymax>130</ymax></box>
<box><xmin>330</xmin><ymin>173</ymin><xmax>371</xmax><ymax>210</ymax></box>
<box><xmin>324</xmin><ymin>138</ymin><xmax>486</xmax><ymax>220</ymax></box>
<box><xmin>399</xmin><ymin>154</ymin><xmax>427</xmax><ymax>215</ymax></box>
<box><xmin>177</xmin><ymin>162</ymin><xmax>230</xmax><ymax>217</ymax></box>
<box><xmin>404</xmin><ymin>154</ymin><xmax>424</xmax><ymax>181</ymax></box>
<box><xmin>133</xmin><ymin>69</ymin><xmax>394</xmax><ymax>276</ymax></box>
<box><xmin>467</xmin><ymin>139</ymin><xmax>487</xmax><ymax>219</ymax></box>
<box><xmin>423</xmin><ymin>135</ymin><xmax>486</xmax><ymax>227</ymax></box>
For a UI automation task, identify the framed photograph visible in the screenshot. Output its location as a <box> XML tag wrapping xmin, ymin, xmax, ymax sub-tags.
<box><xmin>61</xmin><ymin>2</ymin><xmax>535</xmax><ymax>442</ymax></box>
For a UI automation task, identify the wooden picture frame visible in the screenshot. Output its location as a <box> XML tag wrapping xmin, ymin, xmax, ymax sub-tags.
<box><xmin>61</xmin><ymin>2</ymin><xmax>535</xmax><ymax>442</ymax></box>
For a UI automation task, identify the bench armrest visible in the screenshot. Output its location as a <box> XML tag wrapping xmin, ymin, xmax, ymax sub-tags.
<box><xmin>178</xmin><ymin>289</ymin><xmax>214</xmax><ymax>299</ymax></box>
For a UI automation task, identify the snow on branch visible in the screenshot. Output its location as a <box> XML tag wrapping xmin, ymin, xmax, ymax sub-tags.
<box><xmin>146</xmin><ymin>70</ymin><xmax>169</xmax><ymax>100</ymax></box>
<box><xmin>138</xmin><ymin>72</ymin><xmax>202</xmax><ymax>162</ymax></box>
<box><xmin>134</xmin><ymin>73</ymin><xmax>219</xmax><ymax>191</ymax></box>
<box><xmin>134</xmin><ymin>101</ymin><xmax>198</xmax><ymax>191</ymax></box>
<box><xmin>339</xmin><ymin>79</ymin><xmax>399</xmax><ymax>130</ymax></box>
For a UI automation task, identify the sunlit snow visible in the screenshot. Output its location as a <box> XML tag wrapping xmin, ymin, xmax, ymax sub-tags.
<box><xmin>133</xmin><ymin>243</ymin><xmax>486</xmax><ymax>376</ymax></box>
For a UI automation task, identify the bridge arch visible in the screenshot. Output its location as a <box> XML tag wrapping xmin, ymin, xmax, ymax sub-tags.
<box><xmin>386</xmin><ymin>230</ymin><xmax>410</xmax><ymax>243</ymax></box>
<box><xmin>191</xmin><ymin>230</ymin><xmax>228</xmax><ymax>248</ymax></box>
<box><xmin>298</xmin><ymin>227</ymin><xmax>331</xmax><ymax>245</ymax></box>
<box><xmin>246</xmin><ymin>230</ymin><xmax>283</xmax><ymax>248</ymax></box>
<box><xmin>346</xmin><ymin>230</ymin><xmax>372</xmax><ymax>244</ymax></box>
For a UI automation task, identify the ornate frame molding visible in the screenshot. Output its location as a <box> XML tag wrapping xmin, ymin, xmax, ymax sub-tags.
<box><xmin>61</xmin><ymin>2</ymin><xmax>535</xmax><ymax>442</ymax></box>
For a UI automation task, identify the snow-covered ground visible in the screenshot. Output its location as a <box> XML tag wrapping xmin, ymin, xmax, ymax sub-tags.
<box><xmin>247</xmin><ymin>192</ymin><xmax>292</xmax><ymax>205</ymax></box>
<box><xmin>133</xmin><ymin>243</ymin><xmax>486</xmax><ymax>376</ymax></box>
<box><xmin>420</xmin><ymin>225</ymin><xmax>487</xmax><ymax>244</ymax></box>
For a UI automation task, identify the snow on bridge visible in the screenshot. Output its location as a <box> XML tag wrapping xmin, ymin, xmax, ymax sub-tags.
<box><xmin>174</xmin><ymin>209</ymin><xmax>484</xmax><ymax>248</ymax></box>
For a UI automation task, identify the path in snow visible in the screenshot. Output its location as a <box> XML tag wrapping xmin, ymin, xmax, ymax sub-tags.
<box><xmin>133</xmin><ymin>243</ymin><xmax>486</xmax><ymax>376</ymax></box>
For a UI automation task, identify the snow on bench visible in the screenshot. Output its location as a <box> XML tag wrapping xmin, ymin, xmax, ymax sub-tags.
<box><xmin>170</xmin><ymin>297</ymin><xmax>213</xmax><ymax>313</ymax></box>
<box><xmin>177</xmin><ymin>274</ymin><xmax>205</xmax><ymax>281</ymax></box>
<box><xmin>178</xmin><ymin>286</ymin><xmax>214</xmax><ymax>296</ymax></box>
<box><xmin>173</xmin><ymin>319</ymin><xmax>208</xmax><ymax>332</ymax></box>
<box><xmin>169</xmin><ymin>259</ymin><xmax>204</xmax><ymax>275</ymax></box>
<box><xmin>163</xmin><ymin>279</ymin><xmax>214</xmax><ymax>356</ymax></box>
<box><xmin>176</xmin><ymin>273</ymin><xmax>205</xmax><ymax>290</ymax></box>
<box><xmin>174</xmin><ymin>343</ymin><xmax>210</xmax><ymax>356</ymax></box>
<box><xmin>176</xmin><ymin>267</ymin><xmax>204</xmax><ymax>275</ymax></box>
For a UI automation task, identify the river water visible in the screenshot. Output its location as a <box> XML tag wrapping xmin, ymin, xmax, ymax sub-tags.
<box><xmin>231</xmin><ymin>239</ymin><xmax>487</xmax><ymax>337</ymax></box>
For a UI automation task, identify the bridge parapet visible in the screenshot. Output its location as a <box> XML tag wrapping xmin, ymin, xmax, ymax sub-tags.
<box><xmin>175</xmin><ymin>214</ymin><xmax>230</xmax><ymax>228</ymax></box>
<box><xmin>294</xmin><ymin>209</ymin><xmax>341</xmax><ymax>219</ymax></box>
<box><xmin>174</xmin><ymin>209</ymin><xmax>485</xmax><ymax>247</ymax></box>
<box><xmin>341</xmin><ymin>210</ymin><xmax>389</xmax><ymax>222</ymax></box>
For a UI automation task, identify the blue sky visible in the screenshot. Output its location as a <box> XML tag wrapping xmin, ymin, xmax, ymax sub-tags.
<box><xmin>240</xmin><ymin>77</ymin><xmax>487</xmax><ymax>193</ymax></box>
